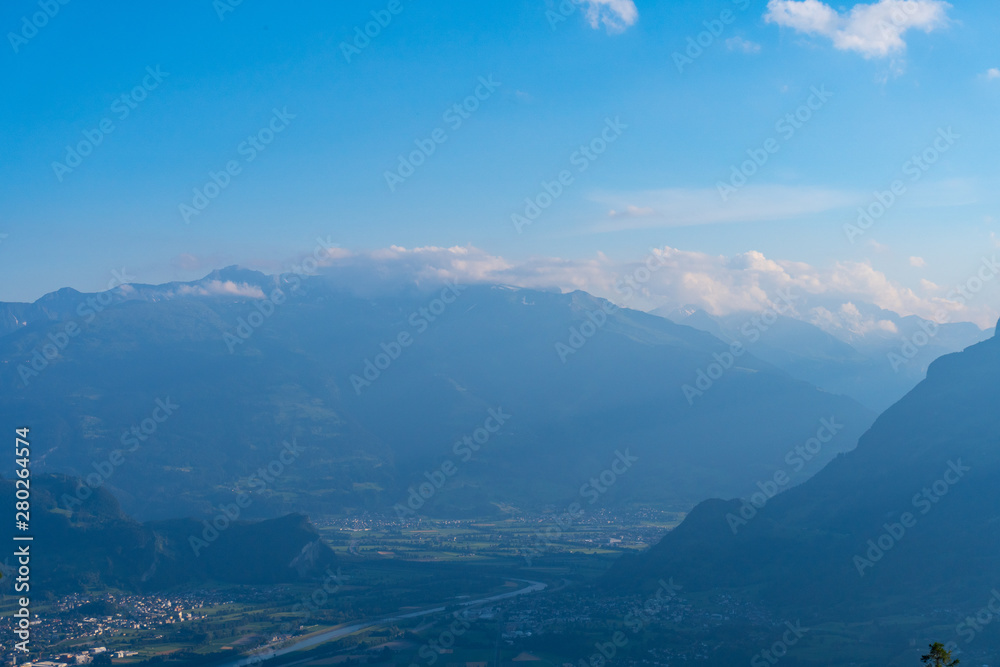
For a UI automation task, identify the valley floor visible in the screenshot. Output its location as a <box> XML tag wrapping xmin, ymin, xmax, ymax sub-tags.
<box><xmin>8</xmin><ymin>509</ymin><xmax>999</xmax><ymax>667</ymax></box>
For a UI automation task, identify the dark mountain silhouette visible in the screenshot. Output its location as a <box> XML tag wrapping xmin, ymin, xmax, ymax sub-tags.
<box><xmin>0</xmin><ymin>474</ymin><xmax>335</xmax><ymax>593</ymax></box>
<box><xmin>612</xmin><ymin>319</ymin><xmax>1000</xmax><ymax>619</ymax></box>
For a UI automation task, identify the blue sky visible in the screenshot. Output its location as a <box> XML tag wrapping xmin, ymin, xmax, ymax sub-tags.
<box><xmin>1</xmin><ymin>0</ymin><xmax>998</xmax><ymax>326</ymax></box>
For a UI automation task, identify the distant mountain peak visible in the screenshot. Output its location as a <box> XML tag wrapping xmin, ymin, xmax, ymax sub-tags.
<box><xmin>202</xmin><ymin>265</ymin><xmax>270</xmax><ymax>284</ymax></box>
<box><xmin>655</xmin><ymin>304</ymin><xmax>702</xmax><ymax>322</ymax></box>
<box><xmin>37</xmin><ymin>286</ymin><xmax>84</xmax><ymax>302</ymax></box>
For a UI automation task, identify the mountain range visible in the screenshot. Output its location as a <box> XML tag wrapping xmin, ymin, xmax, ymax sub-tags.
<box><xmin>0</xmin><ymin>268</ymin><xmax>878</xmax><ymax>521</ymax></box>
<box><xmin>659</xmin><ymin>303</ymin><xmax>992</xmax><ymax>412</ymax></box>
<box><xmin>0</xmin><ymin>474</ymin><xmax>335</xmax><ymax>593</ymax></box>
<box><xmin>613</xmin><ymin>319</ymin><xmax>1000</xmax><ymax>624</ymax></box>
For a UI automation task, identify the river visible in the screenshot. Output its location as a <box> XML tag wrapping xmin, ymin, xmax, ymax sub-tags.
<box><xmin>219</xmin><ymin>578</ymin><xmax>547</xmax><ymax>667</ymax></box>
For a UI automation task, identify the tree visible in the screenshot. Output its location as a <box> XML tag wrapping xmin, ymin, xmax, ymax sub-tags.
<box><xmin>921</xmin><ymin>642</ymin><xmax>958</xmax><ymax>667</ymax></box>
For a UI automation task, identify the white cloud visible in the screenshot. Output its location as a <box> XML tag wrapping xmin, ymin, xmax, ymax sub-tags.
<box><xmin>810</xmin><ymin>302</ymin><xmax>899</xmax><ymax>336</ymax></box>
<box><xmin>592</xmin><ymin>185</ymin><xmax>860</xmax><ymax>231</ymax></box>
<box><xmin>909</xmin><ymin>256</ymin><xmax>926</xmax><ymax>267</ymax></box>
<box><xmin>727</xmin><ymin>36</ymin><xmax>763</xmax><ymax>53</ymax></box>
<box><xmin>985</xmin><ymin>68</ymin><xmax>1000</xmax><ymax>80</ymax></box>
<box><xmin>764</xmin><ymin>0</ymin><xmax>951</xmax><ymax>58</ymax></box>
<box><xmin>590</xmin><ymin>177</ymin><xmax>975</xmax><ymax>235</ymax></box>
<box><xmin>283</xmin><ymin>244</ymin><xmax>514</xmax><ymax>297</ymax></box>
<box><xmin>176</xmin><ymin>280</ymin><xmax>265</xmax><ymax>299</ymax></box>
<box><xmin>608</xmin><ymin>205</ymin><xmax>655</xmax><ymax>218</ymax></box>
<box><xmin>580</xmin><ymin>0</ymin><xmax>638</xmax><ymax>33</ymax></box>
<box><xmin>288</xmin><ymin>245</ymin><xmax>997</xmax><ymax>329</ymax></box>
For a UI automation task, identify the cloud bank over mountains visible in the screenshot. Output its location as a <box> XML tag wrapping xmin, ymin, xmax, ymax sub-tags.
<box><xmin>226</xmin><ymin>244</ymin><xmax>998</xmax><ymax>332</ymax></box>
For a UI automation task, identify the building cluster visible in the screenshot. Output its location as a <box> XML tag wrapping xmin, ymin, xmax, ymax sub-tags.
<box><xmin>0</xmin><ymin>590</ymin><xmax>265</xmax><ymax>666</ymax></box>
<box><xmin>318</xmin><ymin>508</ymin><xmax>677</xmax><ymax>559</ymax></box>
<box><xmin>17</xmin><ymin>645</ymin><xmax>108</xmax><ymax>667</ymax></box>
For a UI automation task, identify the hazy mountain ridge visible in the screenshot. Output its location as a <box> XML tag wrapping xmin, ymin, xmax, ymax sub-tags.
<box><xmin>613</xmin><ymin>319</ymin><xmax>1000</xmax><ymax>618</ymax></box>
<box><xmin>660</xmin><ymin>305</ymin><xmax>992</xmax><ymax>412</ymax></box>
<box><xmin>0</xmin><ymin>270</ymin><xmax>874</xmax><ymax>520</ymax></box>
